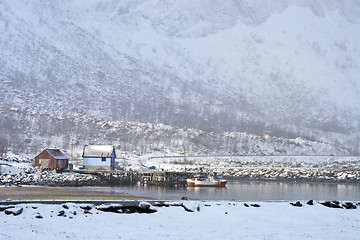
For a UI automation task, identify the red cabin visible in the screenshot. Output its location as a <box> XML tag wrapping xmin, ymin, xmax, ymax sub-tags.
<box><xmin>34</xmin><ymin>149</ymin><xmax>69</xmax><ymax>169</ymax></box>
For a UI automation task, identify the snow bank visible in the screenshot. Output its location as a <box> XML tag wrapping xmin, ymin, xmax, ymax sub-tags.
<box><xmin>0</xmin><ymin>200</ymin><xmax>359</xmax><ymax>240</ymax></box>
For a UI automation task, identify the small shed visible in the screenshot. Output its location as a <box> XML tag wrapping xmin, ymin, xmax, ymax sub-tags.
<box><xmin>82</xmin><ymin>145</ymin><xmax>116</xmax><ymax>170</ymax></box>
<box><xmin>34</xmin><ymin>149</ymin><xmax>69</xmax><ymax>169</ymax></box>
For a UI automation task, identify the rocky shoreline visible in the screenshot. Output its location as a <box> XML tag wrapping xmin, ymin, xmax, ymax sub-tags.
<box><xmin>215</xmin><ymin>166</ymin><xmax>360</xmax><ymax>183</ymax></box>
<box><xmin>1</xmin><ymin>167</ymin><xmax>360</xmax><ymax>187</ymax></box>
<box><xmin>0</xmin><ymin>170</ymin><xmax>99</xmax><ymax>187</ymax></box>
<box><xmin>1</xmin><ymin>199</ymin><xmax>359</xmax><ymax>210</ymax></box>
<box><xmin>1</xmin><ymin>155</ymin><xmax>360</xmax><ymax>186</ymax></box>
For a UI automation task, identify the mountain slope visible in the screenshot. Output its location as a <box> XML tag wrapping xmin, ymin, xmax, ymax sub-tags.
<box><xmin>1</xmin><ymin>0</ymin><xmax>359</xmax><ymax>153</ymax></box>
<box><xmin>1</xmin><ymin>107</ymin><xmax>349</xmax><ymax>157</ymax></box>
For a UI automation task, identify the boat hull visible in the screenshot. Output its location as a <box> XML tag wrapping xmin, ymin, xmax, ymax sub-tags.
<box><xmin>187</xmin><ymin>179</ymin><xmax>227</xmax><ymax>187</ymax></box>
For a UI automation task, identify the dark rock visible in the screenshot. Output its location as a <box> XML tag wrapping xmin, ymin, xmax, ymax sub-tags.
<box><xmin>320</xmin><ymin>201</ymin><xmax>343</xmax><ymax>209</ymax></box>
<box><xmin>319</xmin><ymin>201</ymin><xmax>331</xmax><ymax>208</ymax></box>
<box><xmin>32</xmin><ymin>206</ymin><xmax>38</xmax><ymax>209</ymax></box>
<box><xmin>307</xmin><ymin>200</ymin><xmax>314</xmax><ymax>205</ymax></box>
<box><xmin>251</xmin><ymin>204</ymin><xmax>260</xmax><ymax>207</ymax></box>
<box><xmin>180</xmin><ymin>204</ymin><xmax>194</xmax><ymax>212</ymax></box>
<box><xmin>139</xmin><ymin>202</ymin><xmax>151</xmax><ymax>209</ymax></box>
<box><xmin>0</xmin><ymin>206</ymin><xmax>15</xmax><ymax>212</ymax></box>
<box><xmin>342</xmin><ymin>202</ymin><xmax>357</xmax><ymax>209</ymax></box>
<box><xmin>290</xmin><ymin>201</ymin><xmax>303</xmax><ymax>207</ymax></box>
<box><xmin>136</xmin><ymin>206</ymin><xmax>157</xmax><ymax>214</ymax></box>
<box><xmin>80</xmin><ymin>205</ymin><xmax>92</xmax><ymax>211</ymax></box>
<box><xmin>57</xmin><ymin>210</ymin><xmax>65</xmax><ymax>216</ymax></box>
<box><xmin>244</xmin><ymin>203</ymin><xmax>250</xmax><ymax>207</ymax></box>
<box><xmin>5</xmin><ymin>208</ymin><xmax>23</xmax><ymax>216</ymax></box>
<box><xmin>96</xmin><ymin>205</ymin><xmax>122</xmax><ymax>213</ymax></box>
<box><xmin>152</xmin><ymin>202</ymin><xmax>170</xmax><ymax>207</ymax></box>
<box><xmin>35</xmin><ymin>215</ymin><xmax>43</xmax><ymax>219</ymax></box>
<box><xmin>181</xmin><ymin>197</ymin><xmax>188</xmax><ymax>200</ymax></box>
<box><xmin>62</xmin><ymin>204</ymin><xmax>69</xmax><ymax>209</ymax></box>
<box><xmin>124</xmin><ymin>206</ymin><xmax>157</xmax><ymax>214</ymax></box>
<box><xmin>120</xmin><ymin>207</ymin><xmax>132</xmax><ymax>213</ymax></box>
<box><xmin>96</xmin><ymin>205</ymin><xmax>156</xmax><ymax>214</ymax></box>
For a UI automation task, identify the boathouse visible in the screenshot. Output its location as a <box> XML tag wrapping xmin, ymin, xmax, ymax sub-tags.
<box><xmin>34</xmin><ymin>148</ymin><xmax>69</xmax><ymax>169</ymax></box>
<box><xmin>82</xmin><ymin>145</ymin><xmax>116</xmax><ymax>170</ymax></box>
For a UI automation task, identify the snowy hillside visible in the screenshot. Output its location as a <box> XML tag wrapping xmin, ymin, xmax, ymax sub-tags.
<box><xmin>1</xmin><ymin>0</ymin><xmax>360</xmax><ymax>154</ymax></box>
<box><xmin>0</xmin><ymin>107</ymin><xmax>350</xmax><ymax>157</ymax></box>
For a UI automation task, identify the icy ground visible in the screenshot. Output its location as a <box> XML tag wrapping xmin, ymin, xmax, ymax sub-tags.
<box><xmin>0</xmin><ymin>200</ymin><xmax>359</xmax><ymax>240</ymax></box>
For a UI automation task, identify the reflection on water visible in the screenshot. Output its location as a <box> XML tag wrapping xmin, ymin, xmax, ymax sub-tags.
<box><xmin>83</xmin><ymin>180</ymin><xmax>360</xmax><ymax>201</ymax></box>
<box><xmin>222</xmin><ymin>181</ymin><xmax>360</xmax><ymax>201</ymax></box>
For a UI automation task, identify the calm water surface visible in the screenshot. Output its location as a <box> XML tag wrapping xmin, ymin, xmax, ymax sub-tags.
<box><xmin>84</xmin><ymin>180</ymin><xmax>360</xmax><ymax>201</ymax></box>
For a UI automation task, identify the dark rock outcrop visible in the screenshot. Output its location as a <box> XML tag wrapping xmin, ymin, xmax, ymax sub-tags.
<box><xmin>342</xmin><ymin>202</ymin><xmax>357</xmax><ymax>209</ymax></box>
<box><xmin>80</xmin><ymin>205</ymin><xmax>92</xmax><ymax>211</ymax></box>
<box><xmin>0</xmin><ymin>206</ymin><xmax>15</xmax><ymax>211</ymax></box>
<box><xmin>5</xmin><ymin>207</ymin><xmax>23</xmax><ymax>216</ymax></box>
<box><xmin>96</xmin><ymin>204</ymin><xmax>157</xmax><ymax>214</ymax></box>
<box><xmin>58</xmin><ymin>210</ymin><xmax>66</xmax><ymax>216</ymax></box>
<box><xmin>290</xmin><ymin>201</ymin><xmax>303</xmax><ymax>207</ymax></box>
<box><xmin>320</xmin><ymin>201</ymin><xmax>343</xmax><ymax>209</ymax></box>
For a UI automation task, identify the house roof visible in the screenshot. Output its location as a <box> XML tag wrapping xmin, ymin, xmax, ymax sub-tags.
<box><xmin>45</xmin><ymin>149</ymin><xmax>69</xmax><ymax>160</ymax></box>
<box><xmin>82</xmin><ymin>145</ymin><xmax>115</xmax><ymax>158</ymax></box>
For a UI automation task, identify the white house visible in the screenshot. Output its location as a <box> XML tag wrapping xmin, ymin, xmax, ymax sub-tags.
<box><xmin>82</xmin><ymin>145</ymin><xmax>116</xmax><ymax>170</ymax></box>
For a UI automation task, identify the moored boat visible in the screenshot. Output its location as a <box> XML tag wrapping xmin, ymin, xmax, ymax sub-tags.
<box><xmin>187</xmin><ymin>175</ymin><xmax>227</xmax><ymax>187</ymax></box>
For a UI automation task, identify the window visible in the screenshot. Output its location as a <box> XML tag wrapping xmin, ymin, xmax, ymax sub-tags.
<box><xmin>102</xmin><ymin>157</ymin><xmax>106</xmax><ymax>162</ymax></box>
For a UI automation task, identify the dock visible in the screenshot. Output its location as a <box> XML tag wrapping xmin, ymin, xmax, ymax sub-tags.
<box><xmin>73</xmin><ymin>169</ymin><xmax>193</xmax><ymax>186</ymax></box>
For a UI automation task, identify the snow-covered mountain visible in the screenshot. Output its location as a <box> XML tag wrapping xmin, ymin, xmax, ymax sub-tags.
<box><xmin>1</xmin><ymin>0</ymin><xmax>359</xmax><ymax>154</ymax></box>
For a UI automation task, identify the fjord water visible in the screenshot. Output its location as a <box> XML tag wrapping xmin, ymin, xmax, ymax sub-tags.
<box><xmin>85</xmin><ymin>180</ymin><xmax>360</xmax><ymax>201</ymax></box>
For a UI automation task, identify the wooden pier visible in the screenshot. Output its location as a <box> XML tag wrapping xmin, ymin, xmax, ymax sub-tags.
<box><xmin>139</xmin><ymin>171</ymin><xmax>191</xmax><ymax>185</ymax></box>
<box><xmin>73</xmin><ymin>169</ymin><xmax>193</xmax><ymax>186</ymax></box>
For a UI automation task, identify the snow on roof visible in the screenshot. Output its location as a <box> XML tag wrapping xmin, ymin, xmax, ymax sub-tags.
<box><xmin>82</xmin><ymin>145</ymin><xmax>115</xmax><ymax>158</ymax></box>
<box><xmin>45</xmin><ymin>149</ymin><xmax>69</xmax><ymax>160</ymax></box>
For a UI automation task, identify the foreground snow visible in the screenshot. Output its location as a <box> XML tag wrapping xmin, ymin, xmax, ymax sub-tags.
<box><xmin>1</xmin><ymin>200</ymin><xmax>359</xmax><ymax>240</ymax></box>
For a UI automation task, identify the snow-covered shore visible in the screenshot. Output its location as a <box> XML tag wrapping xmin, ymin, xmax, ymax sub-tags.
<box><xmin>2</xmin><ymin>151</ymin><xmax>360</xmax><ymax>188</ymax></box>
<box><xmin>1</xmin><ymin>200</ymin><xmax>359</xmax><ymax>240</ymax></box>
